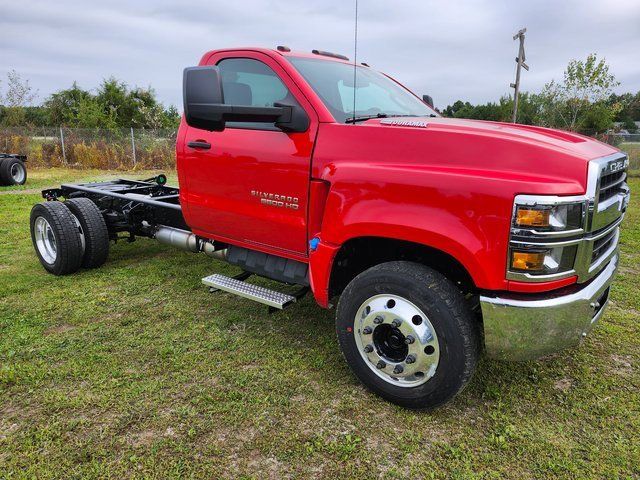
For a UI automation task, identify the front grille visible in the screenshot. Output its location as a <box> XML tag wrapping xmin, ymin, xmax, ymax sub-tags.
<box><xmin>598</xmin><ymin>170</ymin><xmax>627</xmax><ymax>203</ymax></box>
<box><xmin>591</xmin><ymin>228</ymin><xmax>616</xmax><ymax>263</ymax></box>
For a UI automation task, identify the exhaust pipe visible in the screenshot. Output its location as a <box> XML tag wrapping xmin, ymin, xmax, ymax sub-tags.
<box><xmin>154</xmin><ymin>225</ymin><xmax>227</xmax><ymax>260</ymax></box>
<box><xmin>203</xmin><ymin>241</ymin><xmax>227</xmax><ymax>260</ymax></box>
<box><xmin>155</xmin><ymin>226</ymin><xmax>199</xmax><ymax>253</ymax></box>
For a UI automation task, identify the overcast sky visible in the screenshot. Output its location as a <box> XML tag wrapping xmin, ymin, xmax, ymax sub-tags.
<box><xmin>1</xmin><ymin>0</ymin><xmax>639</xmax><ymax>111</ymax></box>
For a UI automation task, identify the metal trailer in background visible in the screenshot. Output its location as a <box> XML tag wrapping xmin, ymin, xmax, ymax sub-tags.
<box><xmin>0</xmin><ymin>153</ymin><xmax>28</xmax><ymax>186</ymax></box>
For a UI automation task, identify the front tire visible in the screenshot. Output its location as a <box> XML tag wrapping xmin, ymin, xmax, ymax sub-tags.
<box><xmin>30</xmin><ymin>202</ymin><xmax>84</xmax><ymax>275</ymax></box>
<box><xmin>336</xmin><ymin>261</ymin><xmax>479</xmax><ymax>409</ymax></box>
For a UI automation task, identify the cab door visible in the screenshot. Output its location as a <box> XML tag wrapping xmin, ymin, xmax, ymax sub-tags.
<box><xmin>180</xmin><ymin>53</ymin><xmax>317</xmax><ymax>257</ymax></box>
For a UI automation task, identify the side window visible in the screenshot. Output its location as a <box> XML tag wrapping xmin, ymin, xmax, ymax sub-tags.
<box><xmin>217</xmin><ymin>58</ymin><xmax>296</xmax><ymax>130</ymax></box>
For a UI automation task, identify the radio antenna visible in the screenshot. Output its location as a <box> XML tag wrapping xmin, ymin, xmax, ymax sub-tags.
<box><xmin>351</xmin><ymin>0</ymin><xmax>359</xmax><ymax>123</ymax></box>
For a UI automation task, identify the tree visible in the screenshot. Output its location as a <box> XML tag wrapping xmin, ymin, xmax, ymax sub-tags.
<box><xmin>42</xmin><ymin>79</ymin><xmax>180</xmax><ymax>130</ymax></box>
<box><xmin>75</xmin><ymin>97</ymin><xmax>118</xmax><ymax>129</ymax></box>
<box><xmin>0</xmin><ymin>70</ymin><xmax>38</xmax><ymax>126</ymax></box>
<box><xmin>538</xmin><ymin>53</ymin><xmax>621</xmax><ymax>133</ymax></box>
<box><xmin>622</xmin><ymin>117</ymin><xmax>638</xmax><ymax>133</ymax></box>
<box><xmin>442</xmin><ymin>93</ymin><xmax>542</xmax><ymax>125</ymax></box>
<box><xmin>45</xmin><ymin>82</ymin><xmax>93</xmax><ymax>126</ymax></box>
<box><xmin>161</xmin><ymin>105</ymin><xmax>181</xmax><ymax>129</ymax></box>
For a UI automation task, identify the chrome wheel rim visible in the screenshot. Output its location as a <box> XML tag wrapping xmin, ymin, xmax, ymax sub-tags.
<box><xmin>354</xmin><ymin>294</ymin><xmax>440</xmax><ymax>388</ymax></box>
<box><xmin>34</xmin><ymin>216</ymin><xmax>57</xmax><ymax>264</ymax></box>
<box><xmin>10</xmin><ymin>163</ymin><xmax>25</xmax><ymax>183</ymax></box>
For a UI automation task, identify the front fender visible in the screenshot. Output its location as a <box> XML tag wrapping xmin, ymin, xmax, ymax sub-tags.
<box><xmin>315</xmin><ymin>167</ymin><xmax>514</xmax><ymax>291</ymax></box>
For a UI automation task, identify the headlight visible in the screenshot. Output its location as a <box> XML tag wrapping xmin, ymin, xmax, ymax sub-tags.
<box><xmin>514</xmin><ymin>202</ymin><xmax>583</xmax><ymax>231</ymax></box>
<box><xmin>508</xmin><ymin>195</ymin><xmax>586</xmax><ymax>281</ymax></box>
<box><xmin>510</xmin><ymin>245</ymin><xmax>578</xmax><ymax>274</ymax></box>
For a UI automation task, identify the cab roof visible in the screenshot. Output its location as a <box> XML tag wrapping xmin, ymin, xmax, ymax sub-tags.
<box><xmin>199</xmin><ymin>47</ymin><xmax>355</xmax><ymax>66</ymax></box>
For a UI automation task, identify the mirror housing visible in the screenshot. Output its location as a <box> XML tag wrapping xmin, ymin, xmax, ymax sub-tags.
<box><xmin>183</xmin><ymin>66</ymin><xmax>225</xmax><ymax>131</ymax></box>
<box><xmin>183</xmin><ymin>66</ymin><xmax>309</xmax><ymax>133</ymax></box>
<box><xmin>422</xmin><ymin>94</ymin><xmax>434</xmax><ymax>108</ymax></box>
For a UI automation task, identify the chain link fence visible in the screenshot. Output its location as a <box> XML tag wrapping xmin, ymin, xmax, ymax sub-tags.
<box><xmin>610</xmin><ymin>133</ymin><xmax>640</xmax><ymax>143</ymax></box>
<box><xmin>0</xmin><ymin>127</ymin><xmax>177</xmax><ymax>170</ymax></box>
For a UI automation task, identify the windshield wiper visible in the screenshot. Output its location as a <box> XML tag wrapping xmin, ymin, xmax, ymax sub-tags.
<box><xmin>345</xmin><ymin>113</ymin><xmax>419</xmax><ymax>124</ymax></box>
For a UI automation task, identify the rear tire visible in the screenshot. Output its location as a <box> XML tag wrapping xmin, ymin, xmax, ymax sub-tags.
<box><xmin>30</xmin><ymin>202</ymin><xmax>83</xmax><ymax>275</ymax></box>
<box><xmin>336</xmin><ymin>261</ymin><xmax>480</xmax><ymax>409</ymax></box>
<box><xmin>64</xmin><ymin>198</ymin><xmax>110</xmax><ymax>269</ymax></box>
<box><xmin>0</xmin><ymin>158</ymin><xmax>27</xmax><ymax>185</ymax></box>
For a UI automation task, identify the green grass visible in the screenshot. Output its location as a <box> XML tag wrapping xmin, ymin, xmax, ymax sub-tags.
<box><xmin>1</xmin><ymin>169</ymin><xmax>638</xmax><ymax>479</ymax></box>
<box><xmin>0</xmin><ymin>167</ymin><xmax>177</xmax><ymax>193</ymax></box>
<box><xmin>620</xmin><ymin>142</ymin><xmax>640</xmax><ymax>174</ymax></box>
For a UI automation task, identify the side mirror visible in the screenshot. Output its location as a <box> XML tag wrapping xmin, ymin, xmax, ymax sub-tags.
<box><xmin>184</xmin><ymin>66</ymin><xmax>225</xmax><ymax>131</ymax></box>
<box><xmin>183</xmin><ymin>66</ymin><xmax>309</xmax><ymax>133</ymax></box>
<box><xmin>422</xmin><ymin>94</ymin><xmax>434</xmax><ymax>108</ymax></box>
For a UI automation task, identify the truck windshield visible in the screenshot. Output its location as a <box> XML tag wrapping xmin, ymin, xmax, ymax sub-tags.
<box><xmin>288</xmin><ymin>57</ymin><xmax>437</xmax><ymax>123</ymax></box>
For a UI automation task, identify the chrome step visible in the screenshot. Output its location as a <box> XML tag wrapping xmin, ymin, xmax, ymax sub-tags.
<box><xmin>202</xmin><ymin>273</ymin><xmax>297</xmax><ymax>310</ymax></box>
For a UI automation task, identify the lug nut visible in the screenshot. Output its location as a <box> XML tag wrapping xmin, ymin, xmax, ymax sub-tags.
<box><xmin>376</xmin><ymin>360</ymin><xmax>386</xmax><ymax>369</ymax></box>
<box><xmin>405</xmin><ymin>354</ymin><xmax>416</xmax><ymax>364</ymax></box>
<box><xmin>405</xmin><ymin>335</ymin><xmax>415</xmax><ymax>345</ymax></box>
<box><xmin>393</xmin><ymin>365</ymin><xmax>404</xmax><ymax>374</ymax></box>
<box><xmin>364</xmin><ymin>344</ymin><xmax>373</xmax><ymax>353</ymax></box>
<box><xmin>392</xmin><ymin>318</ymin><xmax>402</xmax><ymax>327</ymax></box>
<box><xmin>362</xmin><ymin>326</ymin><xmax>372</xmax><ymax>335</ymax></box>
<box><xmin>373</xmin><ymin>316</ymin><xmax>384</xmax><ymax>324</ymax></box>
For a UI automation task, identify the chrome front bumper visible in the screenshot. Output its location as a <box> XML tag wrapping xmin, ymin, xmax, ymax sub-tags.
<box><xmin>480</xmin><ymin>254</ymin><xmax>618</xmax><ymax>361</ymax></box>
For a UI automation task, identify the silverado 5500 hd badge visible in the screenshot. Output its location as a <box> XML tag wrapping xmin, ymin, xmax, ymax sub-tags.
<box><xmin>251</xmin><ymin>190</ymin><xmax>299</xmax><ymax>210</ymax></box>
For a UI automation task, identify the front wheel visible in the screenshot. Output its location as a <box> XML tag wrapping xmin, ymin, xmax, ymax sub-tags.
<box><xmin>336</xmin><ymin>261</ymin><xmax>480</xmax><ymax>409</ymax></box>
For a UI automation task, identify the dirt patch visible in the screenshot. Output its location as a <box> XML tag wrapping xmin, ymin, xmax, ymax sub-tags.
<box><xmin>618</xmin><ymin>265</ymin><xmax>640</xmax><ymax>276</ymax></box>
<box><xmin>247</xmin><ymin>453</ymin><xmax>284</xmax><ymax>480</ymax></box>
<box><xmin>0</xmin><ymin>188</ymin><xmax>41</xmax><ymax>195</ymax></box>
<box><xmin>553</xmin><ymin>378</ymin><xmax>574</xmax><ymax>392</ymax></box>
<box><xmin>44</xmin><ymin>324</ymin><xmax>76</xmax><ymax>335</ymax></box>
<box><xmin>610</xmin><ymin>355</ymin><xmax>634</xmax><ymax>376</ymax></box>
<box><xmin>129</xmin><ymin>429</ymin><xmax>158</xmax><ymax>447</ymax></box>
<box><xmin>0</xmin><ymin>422</ymin><xmax>19</xmax><ymax>441</ymax></box>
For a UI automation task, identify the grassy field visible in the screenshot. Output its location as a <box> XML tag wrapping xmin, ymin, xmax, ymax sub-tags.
<box><xmin>621</xmin><ymin>142</ymin><xmax>640</xmax><ymax>173</ymax></box>
<box><xmin>0</xmin><ymin>169</ymin><xmax>638</xmax><ymax>479</ymax></box>
<box><xmin>0</xmin><ymin>168</ymin><xmax>173</xmax><ymax>193</ymax></box>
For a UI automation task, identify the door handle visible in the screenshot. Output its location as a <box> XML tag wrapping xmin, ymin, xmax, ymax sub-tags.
<box><xmin>187</xmin><ymin>140</ymin><xmax>211</xmax><ymax>150</ymax></box>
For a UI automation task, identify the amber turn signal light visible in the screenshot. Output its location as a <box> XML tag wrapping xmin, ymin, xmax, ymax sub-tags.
<box><xmin>511</xmin><ymin>251</ymin><xmax>545</xmax><ymax>271</ymax></box>
<box><xmin>516</xmin><ymin>208</ymin><xmax>550</xmax><ymax>228</ymax></box>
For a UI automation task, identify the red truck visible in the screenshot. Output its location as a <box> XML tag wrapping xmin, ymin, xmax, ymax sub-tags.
<box><xmin>30</xmin><ymin>47</ymin><xmax>631</xmax><ymax>409</ymax></box>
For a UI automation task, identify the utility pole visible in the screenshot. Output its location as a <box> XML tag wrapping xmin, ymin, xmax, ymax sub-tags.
<box><xmin>510</xmin><ymin>28</ymin><xmax>529</xmax><ymax>123</ymax></box>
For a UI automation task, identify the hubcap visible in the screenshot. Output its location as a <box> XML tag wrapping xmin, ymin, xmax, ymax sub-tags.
<box><xmin>10</xmin><ymin>163</ymin><xmax>25</xmax><ymax>183</ymax></box>
<box><xmin>354</xmin><ymin>294</ymin><xmax>440</xmax><ymax>387</ymax></box>
<box><xmin>34</xmin><ymin>216</ymin><xmax>57</xmax><ymax>264</ymax></box>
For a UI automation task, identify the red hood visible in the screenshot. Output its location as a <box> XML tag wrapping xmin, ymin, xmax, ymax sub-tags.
<box><xmin>373</xmin><ymin>116</ymin><xmax>617</xmax><ymax>162</ymax></box>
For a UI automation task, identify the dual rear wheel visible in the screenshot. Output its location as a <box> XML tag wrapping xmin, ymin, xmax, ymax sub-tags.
<box><xmin>30</xmin><ymin>198</ymin><xmax>109</xmax><ymax>275</ymax></box>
